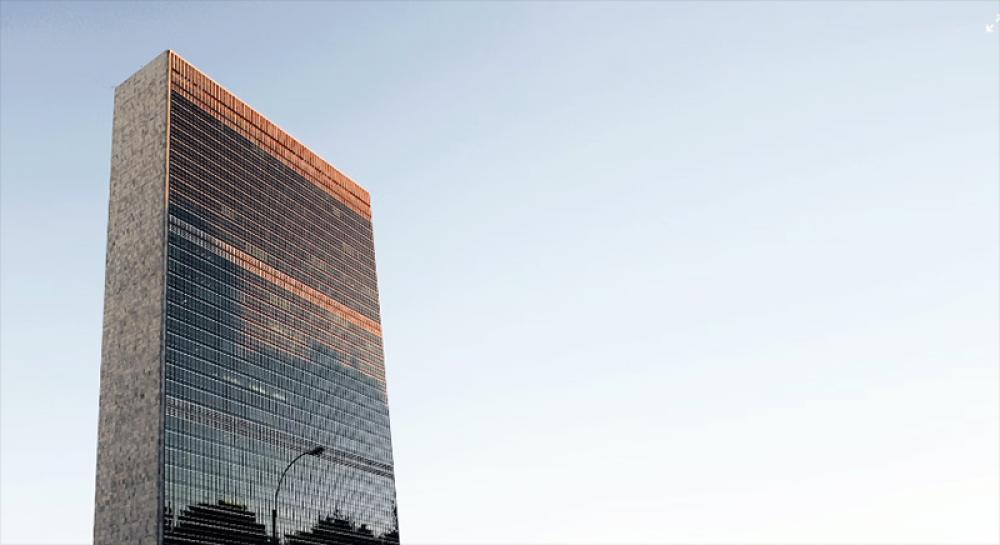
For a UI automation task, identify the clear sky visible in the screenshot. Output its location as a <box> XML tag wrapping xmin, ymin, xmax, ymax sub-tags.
<box><xmin>1</xmin><ymin>1</ymin><xmax>998</xmax><ymax>544</ymax></box>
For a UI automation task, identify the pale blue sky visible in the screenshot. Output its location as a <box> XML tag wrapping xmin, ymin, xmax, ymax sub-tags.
<box><xmin>1</xmin><ymin>1</ymin><xmax>998</xmax><ymax>543</ymax></box>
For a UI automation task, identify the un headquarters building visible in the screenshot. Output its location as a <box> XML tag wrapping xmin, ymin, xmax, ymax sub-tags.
<box><xmin>94</xmin><ymin>51</ymin><xmax>400</xmax><ymax>545</ymax></box>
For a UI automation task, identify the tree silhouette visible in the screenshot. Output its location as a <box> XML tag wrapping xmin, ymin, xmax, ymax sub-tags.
<box><xmin>285</xmin><ymin>511</ymin><xmax>398</xmax><ymax>545</ymax></box>
<box><xmin>162</xmin><ymin>500</ymin><xmax>399</xmax><ymax>545</ymax></box>
<box><xmin>164</xmin><ymin>500</ymin><xmax>270</xmax><ymax>545</ymax></box>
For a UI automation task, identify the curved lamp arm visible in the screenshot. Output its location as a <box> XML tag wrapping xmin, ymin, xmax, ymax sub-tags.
<box><xmin>272</xmin><ymin>446</ymin><xmax>325</xmax><ymax>544</ymax></box>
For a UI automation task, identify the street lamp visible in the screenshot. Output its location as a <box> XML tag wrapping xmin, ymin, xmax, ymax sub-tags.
<box><xmin>272</xmin><ymin>446</ymin><xmax>325</xmax><ymax>544</ymax></box>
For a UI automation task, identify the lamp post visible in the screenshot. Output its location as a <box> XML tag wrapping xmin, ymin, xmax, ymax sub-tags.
<box><xmin>272</xmin><ymin>446</ymin><xmax>325</xmax><ymax>544</ymax></box>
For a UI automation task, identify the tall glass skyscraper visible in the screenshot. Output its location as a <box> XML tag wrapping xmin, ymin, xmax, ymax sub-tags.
<box><xmin>94</xmin><ymin>51</ymin><xmax>400</xmax><ymax>545</ymax></box>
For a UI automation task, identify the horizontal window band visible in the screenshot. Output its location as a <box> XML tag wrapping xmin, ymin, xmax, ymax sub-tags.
<box><xmin>166</xmin><ymin>396</ymin><xmax>395</xmax><ymax>479</ymax></box>
<box><xmin>170</xmin><ymin>215</ymin><xmax>382</xmax><ymax>338</ymax></box>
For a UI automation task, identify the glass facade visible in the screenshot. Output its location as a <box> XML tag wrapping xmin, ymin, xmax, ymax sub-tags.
<box><xmin>160</xmin><ymin>61</ymin><xmax>399</xmax><ymax>544</ymax></box>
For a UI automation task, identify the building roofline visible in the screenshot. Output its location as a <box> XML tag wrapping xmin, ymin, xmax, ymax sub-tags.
<box><xmin>164</xmin><ymin>49</ymin><xmax>370</xmax><ymax>203</ymax></box>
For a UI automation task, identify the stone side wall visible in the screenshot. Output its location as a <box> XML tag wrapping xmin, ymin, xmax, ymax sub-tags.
<box><xmin>93</xmin><ymin>51</ymin><xmax>169</xmax><ymax>545</ymax></box>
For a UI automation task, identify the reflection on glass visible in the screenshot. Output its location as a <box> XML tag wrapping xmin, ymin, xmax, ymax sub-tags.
<box><xmin>162</xmin><ymin>87</ymin><xmax>400</xmax><ymax>543</ymax></box>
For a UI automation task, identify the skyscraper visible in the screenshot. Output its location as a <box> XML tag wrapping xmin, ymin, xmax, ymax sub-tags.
<box><xmin>94</xmin><ymin>51</ymin><xmax>400</xmax><ymax>545</ymax></box>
